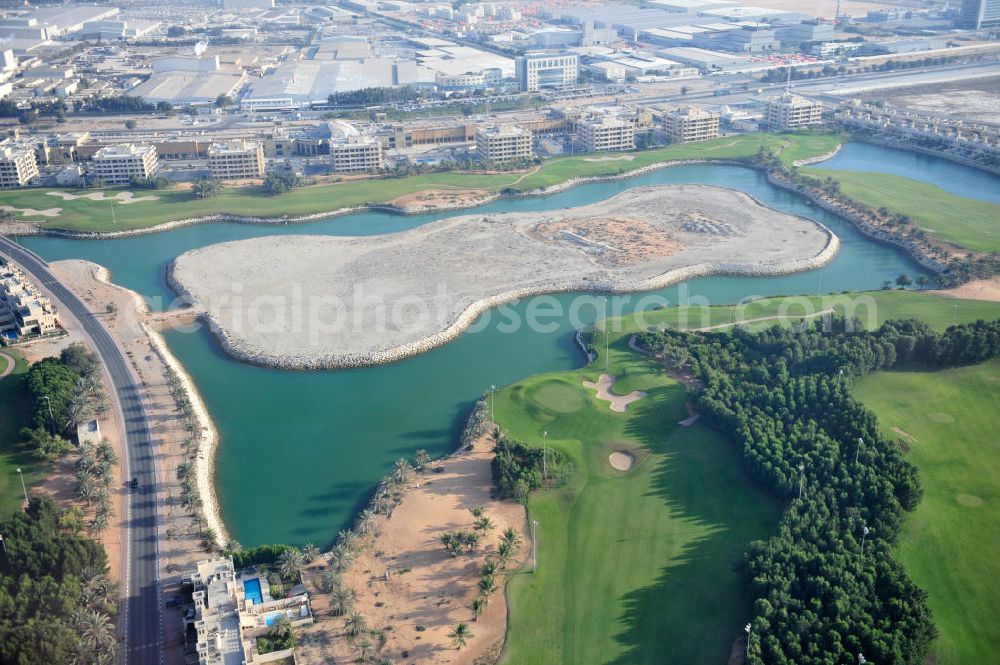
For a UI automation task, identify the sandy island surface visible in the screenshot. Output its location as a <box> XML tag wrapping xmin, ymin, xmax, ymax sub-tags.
<box><xmin>171</xmin><ymin>184</ymin><xmax>838</xmax><ymax>369</ymax></box>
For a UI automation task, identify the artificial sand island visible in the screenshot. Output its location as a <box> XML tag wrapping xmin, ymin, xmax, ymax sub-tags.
<box><xmin>170</xmin><ymin>184</ymin><xmax>839</xmax><ymax>369</ymax></box>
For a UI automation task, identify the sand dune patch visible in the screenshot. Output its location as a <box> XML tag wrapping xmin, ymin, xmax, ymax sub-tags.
<box><xmin>582</xmin><ymin>373</ymin><xmax>647</xmax><ymax>412</ymax></box>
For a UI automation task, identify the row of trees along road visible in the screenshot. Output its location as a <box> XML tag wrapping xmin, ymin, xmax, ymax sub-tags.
<box><xmin>636</xmin><ymin>316</ymin><xmax>1000</xmax><ymax>664</ymax></box>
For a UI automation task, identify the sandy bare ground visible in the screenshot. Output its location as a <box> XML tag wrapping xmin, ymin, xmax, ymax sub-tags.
<box><xmin>582</xmin><ymin>155</ymin><xmax>635</xmax><ymax>162</ymax></box>
<box><xmin>173</xmin><ymin>184</ymin><xmax>837</xmax><ymax>369</ymax></box>
<box><xmin>932</xmin><ymin>277</ymin><xmax>1000</xmax><ymax>303</ymax></box>
<box><xmin>0</xmin><ymin>204</ymin><xmax>63</xmax><ymax>217</ymax></box>
<box><xmin>297</xmin><ymin>434</ymin><xmax>527</xmax><ymax>665</ymax></box>
<box><xmin>48</xmin><ymin>259</ymin><xmax>211</xmax><ymax>665</ymax></box>
<box><xmin>391</xmin><ymin>189</ymin><xmax>492</xmax><ymax>211</ymax></box>
<box><xmin>46</xmin><ymin>191</ymin><xmax>160</xmax><ymax>204</ymax></box>
<box><xmin>582</xmin><ymin>374</ymin><xmax>647</xmax><ymax>413</ymax></box>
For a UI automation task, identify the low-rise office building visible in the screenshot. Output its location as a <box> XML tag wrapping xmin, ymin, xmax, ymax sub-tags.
<box><xmin>764</xmin><ymin>94</ymin><xmax>824</xmax><ymax>130</ymax></box>
<box><xmin>0</xmin><ymin>258</ymin><xmax>58</xmax><ymax>338</ymax></box>
<box><xmin>208</xmin><ymin>140</ymin><xmax>265</xmax><ymax>180</ymax></box>
<box><xmin>578</xmin><ymin>115</ymin><xmax>636</xmax><ymax>152</ymax></box>
<box><xmin>0</xmin><ymin>144</ymin><xmax>40</xmax><ymax>188</ymax></box>
<box><xmin>476</xmin><ymin>125</ymin><xmax>533</xmax><ymax>163</ymax></box>
<box><xmin>90</xmin><ymin>144</ymin><xmax>159</xmax><ymax>185</ymax></box>
<box><xmin>330</xmin><ymin>137</ymin><xmax>383</xmax><ymax>173</ymax></box>
<box><xmin>515</xmin><ymin>53</ymin><xmax>578</xmax><ymax>92</ymax></box>
<box><xmin>663</xmin><ymin>106</ymin><xmax>720</xmax><ymax>143</ymax></box>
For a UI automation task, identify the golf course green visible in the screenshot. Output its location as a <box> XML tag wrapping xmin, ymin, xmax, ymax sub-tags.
<box><xmin>805</xmin><ymin>168</ymin><xmax>1000</xmax><ymax>253</ymax></box>
<box><xmin>494</xmin><ymin>290</ymin><xmax>1000</xmax><ymax>664</ymax></box>
<box><xmin>855</xmin><ymin>358</ymin><xmax>1000</xmax><ymax>665</ymax></box>
<box><xmin>0</xmin><ymin>132</ymin><xmax>840</xmax><ymax>234</ymax></box>
<box><xmin>495</xmin><ymin>327</ymin><xmax>781</xmax><ymax>665</ymax></box>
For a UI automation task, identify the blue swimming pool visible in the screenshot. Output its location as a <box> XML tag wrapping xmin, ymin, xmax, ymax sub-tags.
<box><xmin>243</xmin><ymin>578</ymin><xmax>262</xmax><ymax>605</ymax></box>
<box><xmin>265</xmin><ymin>612</ymin><xmax>284</xmax><ymax>627</ymax></box>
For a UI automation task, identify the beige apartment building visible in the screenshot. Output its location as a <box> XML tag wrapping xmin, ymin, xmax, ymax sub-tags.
<box><xmin>476</xmin><ymin>125</ymin><xmax>533</xmax><ymax>163</ymax></box>
<box><xmin>578</xmin><ymin>115</ymin><xmax>635</xmax><ymax>152</ymax></box>
<box><xmin>0</xmin><ymin>258</ymin><xmax>58</xmax><ymax>337</ymax></box>
<box><xmin>208</xmin><ymin>140</ymin><xmax>265</xmax><ymax>180</ymax></box>
<box><xmin>330</xmin><ymin>137</ymin><xmax>383</xmax><ymax>173</ymax></box>
<box><xmin>765</xmin><ymin>94</ymin><xmax>824</xmax><ymax>130</ymax></box>
<box><xmin>663</xmin><ymin>106</ymin><xmax>720</xmax><ymax>143</ymax></box>
<box><xmin>90</xmin><ymin>144</ymin><xmax>159</xmax><ymax>185</ymax></box>
<box><xmin>0</xmin><ymin>144</ymin><xmax>39</xmax><ymax>188</ymax></box>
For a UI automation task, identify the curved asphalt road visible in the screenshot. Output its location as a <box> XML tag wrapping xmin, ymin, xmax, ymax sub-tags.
<box><xmin>0</xmin><ymin>236</ymin><xmax>161</xmax><ymax>664</ymax></box>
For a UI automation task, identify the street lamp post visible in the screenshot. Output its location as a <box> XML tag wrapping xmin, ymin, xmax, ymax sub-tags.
<box><xmin>15</xmin><ymin>468</ymin><xmax>27</xmax><ymax>506</ymax></box>
<box><xmin>604</xmin><ymin>296</ymin><xmax>610</xmax><ymax>371</ymax></box>
<box><xmin>41</xmin><ymin>395</ymin><xmax>54</xmax><ymax>433</ymax></box>
<box><xmin>745</xmin><ymin>623</ymin><xmax>752</xmax><ymax>657</ymax></box>
<box><xmin>798</xmin><ymin>464</ymin><xmax>806</xmax><ymax>500</ymax></box>
<box><xmin>531</xmin><ymin>519</ymin><xmax>539</xmax><ymax>573</ymax></box>
<box><xmin>860</xmin><ymin>525</ymin><xmax>870</xmax><ymax>556</ymax></box>
<box><xmin>490</xmin><ymin>384</ymin><xmax>496</xmax><ymax>424</ymax></box>
<box><xmin>858</xmin><ymin>653</ymin><xmax>866</xmax><ymax>664</ymax></box>
<box><xmin>855</xmin><ymin>437</ymin><xmax>863</xmax><ymax>465</ymax></box>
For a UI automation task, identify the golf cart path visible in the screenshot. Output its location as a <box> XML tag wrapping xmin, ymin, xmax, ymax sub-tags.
<box><xmin>0</xmin><ymin>351</ymin><xmax>14</xmax><ymax>379</ymax></box>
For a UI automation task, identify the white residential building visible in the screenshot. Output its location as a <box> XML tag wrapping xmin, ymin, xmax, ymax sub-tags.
<box><xmin>578</xmin><ymin>115</ymin><xmax>635</xmax><ymax>152</ymax></box>
<box><xmin>0</xmin><ymin>144</ymin><xmax>39</xmax><ymax>188</ymax></box>
<box><xmin>476</xmin><ymin>125</ymin><xmax>533</xmax><ymax>163</ymax></box>
<box><xmin>663</xmin><ymin>106</ymin><xmax>720</xmax><ymax>143</ymax></box>
<box><xmin>90</xmin><ymin>144</ymin><xmax>159</xmax><ymax>185</ymax></box>
<box><xmin>208</xmin><ymin>140</ymin><xmax>265</xmax><ymax>180</ymax></box>
<box><xmin>0</xmin><ymin>258</ymin><xmax>58</xmax><ymax>337</ymax></box>
<box><xmin>764</xmin><ymin>94</ymin><xmax>824</xmax><ymax>130</ymax></box>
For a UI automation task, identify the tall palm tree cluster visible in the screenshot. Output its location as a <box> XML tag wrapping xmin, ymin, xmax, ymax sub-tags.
<box><xmin>72</xmin><ymin>567</ymin><xmax>121</xmax><ymax>664</ymax></box>
<box><xmin>74</xmin><ymin>438</ymin><xmax>118</xmax><ymax>535</ymax></box>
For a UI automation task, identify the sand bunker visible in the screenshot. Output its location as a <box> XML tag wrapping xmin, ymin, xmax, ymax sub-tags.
<box><xmin>46</xmin><ymin>191</ymin><xmax>160</xmax><ymax>204</ymax></box>
<box><xmin>0</xmin><ymin>204</ymin><xmax>62</xmax><ymax>218</ymax></box>
<box><xmin>582</xmin><ymin>374</ymin><xmax>647</xmax><ymax>412</ymax></box>
<box><xmin>609</xmin><ymin>451</ymin><xmax>635</xmax><ymax>471</ymax></box>
<box><xmin>582</xmin><ymin>155</ymin><xmax>636</xmax><ymax>162</ymax></box>
<box><xmin>171</xmin><ymin>184</ymin><xmax>838</xmax><ymax>369</ymax></box>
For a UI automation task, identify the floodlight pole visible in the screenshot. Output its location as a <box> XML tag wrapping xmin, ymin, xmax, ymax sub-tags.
<box><xmin>604</xmin><ymin>296</ymin><xmax>610</xmax><ymax>371</ymax></box>
<box><xmin>490</xmin><ymin>384</ymin><xmax>496</xmax><ymax>424</ymax></box>
<box><xmin>798</xmin><ymin>464</ymin><xmax>805</xmax><ymax>500</ymax></box>
<box><xmin>860</xmin><ymin>524</ymin><xmax>870</xmax><ymax>556</ymax></box>
<box><xmin>745</xmin><ymin>623</ymin><xmax>752</xmax><ymax>657</ymax></box>
<box><xmin>855</xmin><ymin>437</ymin><xmax>863</xmax><ymax>465</ymax></box>
<box><xmin>41</xmin><ymin>395</ymin><xmax>54</xmax><ymax>433</ymax></box>
<box><xmin>531</xmin><ymin>519</ymin><xmax>539</xmax><ymax>573</ymax></box>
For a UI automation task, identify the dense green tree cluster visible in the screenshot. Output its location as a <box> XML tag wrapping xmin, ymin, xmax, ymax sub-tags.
<box><xmin>327</xmin><ymin>86</ymin><xmax>421</xmax><ymax>107</ymax></box>
<box><xmin>636</xmin><ymin>317</ymin><xmax>1000</xmax><ymax>664</ymax></box>
<box><xmin>262</xmin><ymin>171</ymin><xmax>305</xmax><ymax>195</ymax></box>
<box><xmin>25</xmin><ymin>345</ymin><xmax>106</xmax><ymax>440</ymax></box>
<box><xmin>0</xmin><ymin>497</ymin><xmax>118</xmax><ymax>664</ymax></box>
<box><xmin>491</xmin><ymin>434</ymin><xmax>568</xmax><ymax>501</ymax></box>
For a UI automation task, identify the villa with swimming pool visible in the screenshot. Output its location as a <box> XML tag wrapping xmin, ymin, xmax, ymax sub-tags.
<box><xmin>181</xmin><ymin>556</ymin><xmax>314</xmax><ymax>664</ymax></box>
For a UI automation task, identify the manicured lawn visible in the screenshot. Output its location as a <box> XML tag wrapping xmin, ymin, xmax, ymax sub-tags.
<box><xmin>805</xmin><ymin>169</ymin><xmax>1000</xmax><ymax>253</ymax></box>
<box><xmin>0</xmin><ymin>132</ymin><xmax>841</xmax><ymax>234</ymax></box>
<box><xmin>496</xmin><ymin>333</ymin><xmax>781</xmax><ymax>664</ymax></box>
<box><xmin>0</xmin><ymin>350</ymin><xmax>46</xmax><ymax>518</ymax></box>
<box><xmin>854</xmin><ymin>359</ymin><xmax>1000</xmax><ymax>665</ymax></box>
<box><xmin>615</xmin><ymin>290</ymin><xmax>1000</xmax><ymax>335</ymax></box>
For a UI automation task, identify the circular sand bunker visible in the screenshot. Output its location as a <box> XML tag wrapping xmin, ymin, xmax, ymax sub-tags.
<box><xmin>609</xmin><ymin>451</ymin><xmax>635</xmax><ymax>471</ymax></box>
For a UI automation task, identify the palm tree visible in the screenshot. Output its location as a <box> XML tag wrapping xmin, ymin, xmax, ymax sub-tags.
<box><xmin>414</xmin><ymin>449</ymin><xmax>431</xmax><ymax>472</ymax></box>
<box><xmin>330</xmin><ymin>585</ymin><xmax>355</xmax><ymax>616</ymax></box>
<box><xmin>478</xmin><ymin>575</ymin><xmax>496</xmax><ymax>597</ymax></box>
<box><xmin>449</xmin><ymin>622</ymin><xmax>473</xmax><ymax>650</ymax></box>
<box><xmin>345</xmin><ymin>611</ymin><xmax>367</xmax><ymax>637</ymax></box>
<box><xmin>78</xmin><ymin>609</ymin><xmax>116</xmax><ymax>655</ymax></box>
<box><xmin>358</xmin><ymin>637</ymin><xmax>374</xmax><ymax>662</ymax></box>
<box><xmin>278</xmin><ymin>548</ymin><xmax>305</xmax><ymax>582</ymax></box>
<box><xmin>302</xmin><ymin>543</ymin><xmax>320</xmax><ymax>563</ymax></box>
<box><xmin>472</xmin><ymin>596</ymin><xmax>487</xmax><ymax>621</ymax></box>
<box><xmin>378</xmin><ymin>658</ymin><xmax>396</xmax><ymax>665</ymax></box>
<box><xmin>77</xmin><ymin>473</ymin><xmax>95</xmax><ymax>505</ymax></box>
<box><xmin>329</xmin><ymin>543</ymin><xmax>354</xmax><ymax>573</ymax></box>
<box><xmin>470</xmin><ymin>506</ymin><xmax>484</xmax><ymax>519</ymax></box>
<box><xmin>497</xmin><ymin>541</ymin><xmax>514</xmax><ymax>568</ymax></box>
<box><xmin>474</xmin><ymin>515</ymin><xmax>494</xmax><ymax>534</ymax></box>
<box><xmin>322</xmin><ymin>569</ymin><xmax>341</xmax><ymax>594</ymax></box>
<box><xmin>501</xmin><ymin>527</ymin><xmax>521</xmax><ymax>550</ymax></box>
<box><xmin>337</xmin><ymin>529</ymin><xmax>359</xmax><ymax>552</ymax></box>
<box><xmin>392</xmin><ymin>458</ymin><xmax>413</xmax><ymax>485</ymax></box>
<box><xmin>356</xmin><ymin>508</ymin><xmax>378</xmax><ymax>536</ymax></box>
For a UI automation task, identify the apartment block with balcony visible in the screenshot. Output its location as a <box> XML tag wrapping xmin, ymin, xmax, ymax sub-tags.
<box><xmin>578</xmin><ymin>115</ymin><xmax>635</xmax><ymax>152</ymax></box>
<box><xmin>476</xmin><ymin>125</ymin><xmax>533</xmax><ymax>163</ymax></box>
<box><xmin>663</xmin><ymin>106</ymin><xmax>720</xmax><ymax>143</ymax></box>
<box><xmin>208</xmin><ymin>140</ymin><xmax>265</xmax><ymax>180</ymax></box>
<box><xmin>90</xmin><ymin>144</ymin><xmax>159</xmax><ymax>185</ymax></box>
<box><xmin>330</xmin><ymin>137</ymin><xmax>383</xmax><ymax>173</ymax></box>
<box><xmin>0</xmin><ymin>144</ymin><xmax>40</xmax><ymax>188</ymax></box>
<box><xmin>764</xmin><ymin>94</ymin><xmax>824</xmax><ymax>130</ymax></box>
